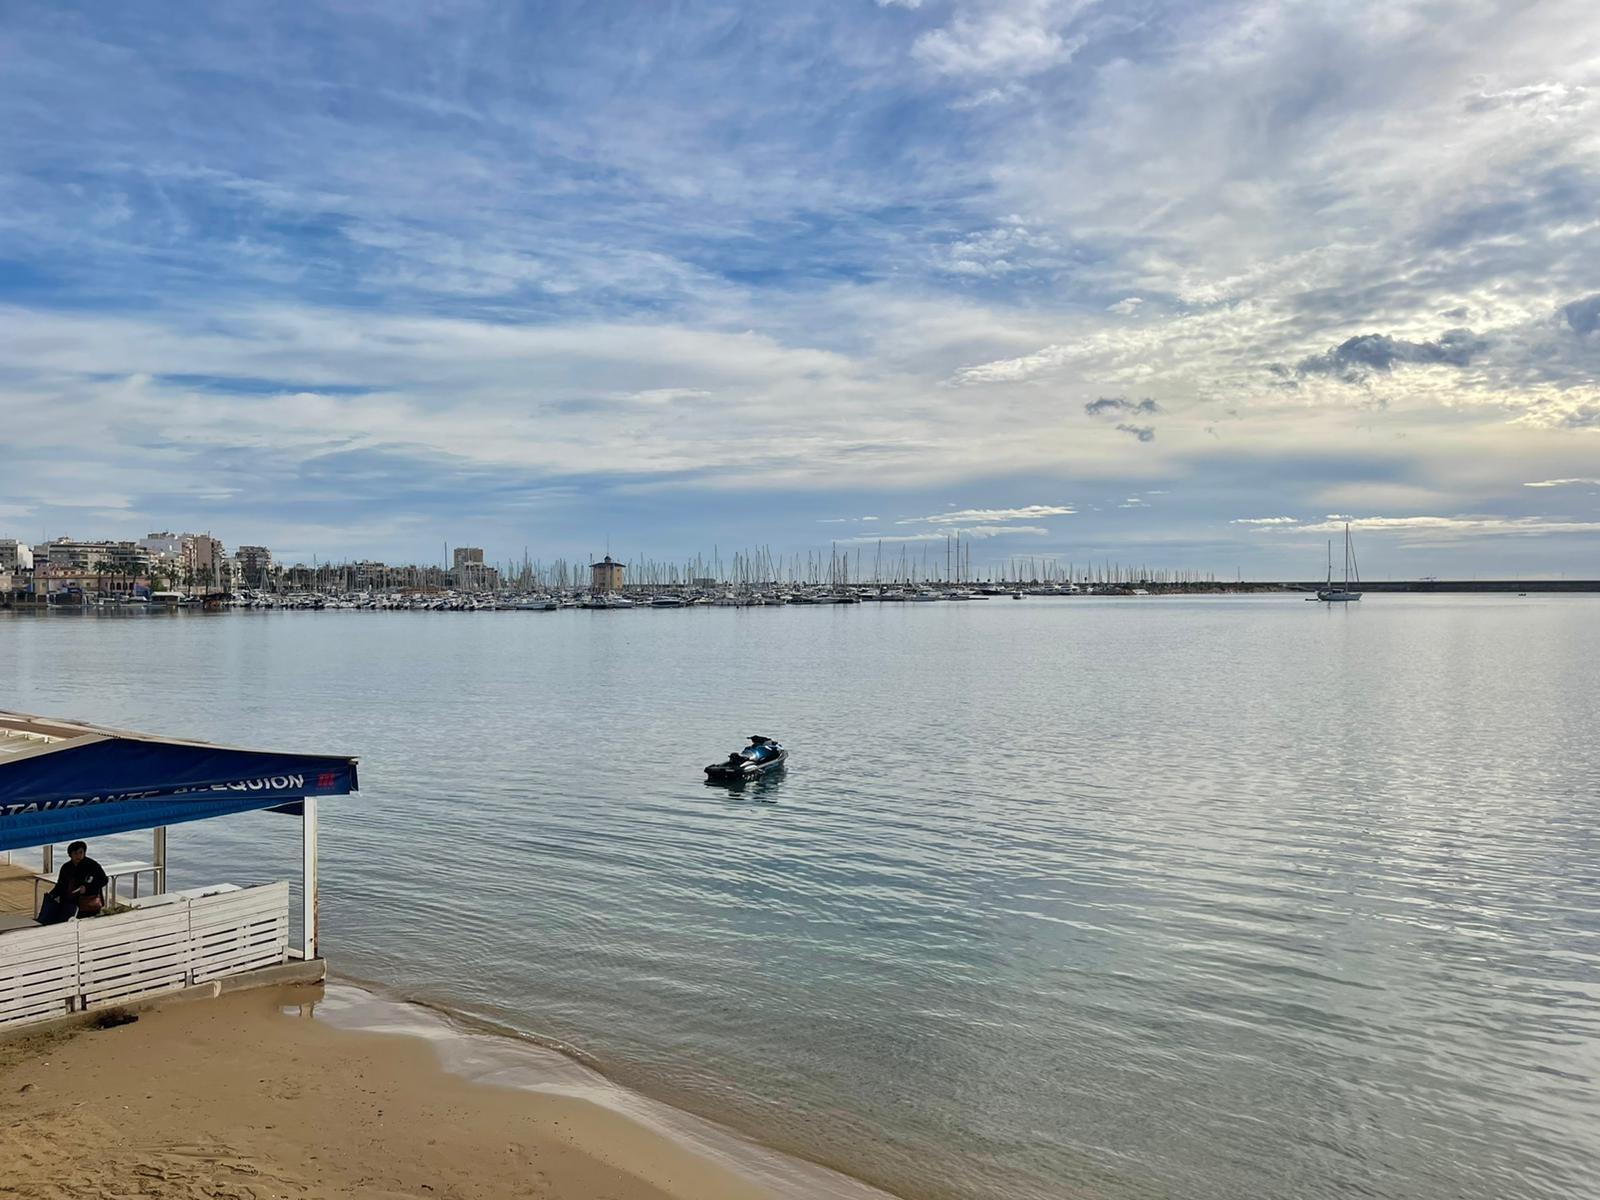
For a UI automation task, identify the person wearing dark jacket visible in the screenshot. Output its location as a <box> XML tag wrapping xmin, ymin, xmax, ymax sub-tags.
<box><xmin>36</xmin><ymin>841</ymin><xmax>108</xmax><ymax>924</ymax></box>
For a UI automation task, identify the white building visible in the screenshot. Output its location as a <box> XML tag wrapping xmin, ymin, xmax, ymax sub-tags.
<box><xmin>0</xmin><ymin>540</ymin><xmax>33</xmax><ymax>572</ymax></box>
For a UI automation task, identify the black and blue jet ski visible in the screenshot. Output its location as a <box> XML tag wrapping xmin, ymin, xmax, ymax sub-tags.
<box><xmin>705</xmin><ymin>735</ymin><xmax>787</xmax><ymax>781</ymax></box>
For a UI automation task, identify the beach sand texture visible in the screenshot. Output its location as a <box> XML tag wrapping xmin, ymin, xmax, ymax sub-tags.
<box><xmin>0</xmin><ymin>987</ymin><xmax>789</xmax><ymax>1200</ymax></box>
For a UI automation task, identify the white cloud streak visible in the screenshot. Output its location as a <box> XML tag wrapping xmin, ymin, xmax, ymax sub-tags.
<box><xmin>843</xmin><ymin>524</ymin><xmax>1050</xmax><ymax>542</ymax></box>
<box><xmin>1299</xmin><ymin>515</ymin><xmax>1600</xmax><ymax>536</ymax></box>
<box><xmin>906</xmin><ymin>505</ymin><xmax>1074</xmax><ymax>525</ymax></box>
<box><xmin>913</xmin><ymin>5</ymin><xmax>1086</xmax><ymax>77</ymax></box>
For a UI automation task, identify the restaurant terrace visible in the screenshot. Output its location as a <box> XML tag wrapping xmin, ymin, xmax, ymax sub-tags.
<box><xmin>0</xmin><ymin>710</ymin><xmax>358</xmax><ymax>1030</ymax></box>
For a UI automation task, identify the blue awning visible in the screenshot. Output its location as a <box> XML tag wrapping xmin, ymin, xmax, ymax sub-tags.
<box><xmin>0</xmin><ymin>710</ymin><xmax>359</xmax><ymax>852</ymax></box>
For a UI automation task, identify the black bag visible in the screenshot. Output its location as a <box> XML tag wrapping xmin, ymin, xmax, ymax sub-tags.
<box><xmin>36</xmin><ymin>892</ymin><xmax>74</xmax><ymax>925</ymax></box>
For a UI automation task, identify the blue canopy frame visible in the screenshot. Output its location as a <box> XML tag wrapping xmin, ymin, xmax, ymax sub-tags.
<box><xmin>1</xmin><ymin>710</ymin><xmax>359</xmax><ymax>957</ymax></box>
<box><xmin>0</xmin><ymin>712</ymin><xmax>358</xmax><ymax>852</ymax></box>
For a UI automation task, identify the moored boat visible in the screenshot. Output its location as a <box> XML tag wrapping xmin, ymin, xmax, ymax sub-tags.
<box><xmin>1312</xmin><ymin>523</ymin><xmax>1363</xmax><ymax>603</ymax></box>
<box><xmin>705</xmin><ymin>735</ymin><xmax>787</xmax><ymax>781</ymax></box>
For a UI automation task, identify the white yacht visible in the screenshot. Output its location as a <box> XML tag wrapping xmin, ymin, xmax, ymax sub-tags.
<box><xmin>1313</xmin><ymin>524</ymin><xmax>1363</xmax><ymax>602</ymax></box>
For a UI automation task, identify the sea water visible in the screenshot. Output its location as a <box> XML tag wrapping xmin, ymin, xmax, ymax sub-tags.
<box><xmin>4</xmin><ymin>595</ymin><xmax>1598</xmax><ymax>1200</ymax></box>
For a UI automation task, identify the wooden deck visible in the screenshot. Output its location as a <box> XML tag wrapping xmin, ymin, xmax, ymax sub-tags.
<box><xmin>0</xmin><ymin>861</ymin><xmax>37</xmax><ymax>920</ymax></box>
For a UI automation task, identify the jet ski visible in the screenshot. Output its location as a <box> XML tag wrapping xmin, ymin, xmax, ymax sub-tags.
<box><xmin>705</xmin><ymin>735</ymin><xmax>787</xmax><ymax>781</ymax></box>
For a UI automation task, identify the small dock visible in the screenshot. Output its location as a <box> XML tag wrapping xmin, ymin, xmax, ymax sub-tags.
<box><xmin>0</xmin><ymin>859</ymin><xmax>36</xmax><ymax>924</ymax></box>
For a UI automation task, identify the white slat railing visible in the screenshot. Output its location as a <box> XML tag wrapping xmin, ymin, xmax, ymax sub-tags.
<box><xmin>0</xmin><ymin>923</ymin><xmax>79</xmax><ymax>1026</ymax></box>
<box><xmin>190</xmin><ymin>883</ymin><xmax>291</xmax><ymax>982</ymax></box>
<box><xmin>0</xmin><ymin>881</ymin><xmax>291</xmax><ymax>1028</ymax></box>
<box><xmin>78</xmin><ymin>905</ymin><xmax>193</xmax><ymax>1008</ymax></box>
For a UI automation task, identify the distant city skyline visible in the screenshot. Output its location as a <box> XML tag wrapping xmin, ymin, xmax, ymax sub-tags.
<box><xmin>1</xmin><ymin>2</ymin><xmax>1597</xmax><ymax>577</ymax></box>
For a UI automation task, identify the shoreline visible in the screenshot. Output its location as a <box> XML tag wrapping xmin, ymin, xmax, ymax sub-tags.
<box><xmin>0</xmin><ymin>979</ymin><xmax>903</xmax><ymax>1200</ymax></box>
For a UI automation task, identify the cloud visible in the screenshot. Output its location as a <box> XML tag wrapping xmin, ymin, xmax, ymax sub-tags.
<box><xmin>903</xmin><ymin>504</ymin><xmax>1075</xmax><ymax>525</ymax></box>
<box><xmin>1464</xmin><ymin>82</ymin><xmax>1590</xmax><ymax>117</ymax></box>
<box><xmin>1</xmin><ymin>2</ymin><xmax>1598</xmax><ymax>575</ymax></box>
<box><xmin>951</xmin><ymin>82</ymin><xmax>1032</xmax><ymax>110</ymax></box>
<box><xmin>1523</xmin><ymin>478</ymin><xmax>1600</xmax><ymax>487</ymax></box>
<box><xmin>1561</xmin><ymin>294</ymin><xmax>1600</xmax><ymax>336</ymax></box>
<box><xmin>913</xmin><ymin>8</ymin><xmax>1085</xmax><ymax>78</ymax></box>
<box><xmin>1544</xmin><ymin>403</ymin><xmax>1600</xmax><ymax>429</ymax></box>
<box><xmin>1298</xmin><ymin>515</ymin><xmax>1600</xmax><ymax>536</ymax></box>
<box><xmin>843</xmin><ymin>524</ymin><xmax>1050</xmax><ymax>542</ymax></box>
<box><xmin>950</xmin><ymin>345</ymin><xmax>1070</xmax><ymax>385</ymax></box>
<box><xmin>936</xmin><ymin>222</ymin><xmax>1062</xmax><ymax>277</ymax></box>
<box><xmin>1231</xmin><ymin>517</ymin><xmax>1298</xmax><ymax>525</ymax></box>
<box><xmin>1085</xmin><ymin>397</ymin><xmax>1162</xmax><ymax>417</ymax></box>
<box><xmin>1292</xmin><ymin>329</ymin><xmax>1489</xmax><ymax>382</ymax></box>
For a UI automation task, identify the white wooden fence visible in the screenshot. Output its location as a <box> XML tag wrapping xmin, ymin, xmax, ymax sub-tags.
<box><xmin>0</xmin><ymin>881</ymin><xmax>290</xmax><ymax>1028</ymax></box>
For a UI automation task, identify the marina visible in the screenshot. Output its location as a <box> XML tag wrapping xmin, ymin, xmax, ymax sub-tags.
<box><xmin>8</xmin><ymin>578</ymin><xmax>1598</xmax><ymax>613</ymax></box>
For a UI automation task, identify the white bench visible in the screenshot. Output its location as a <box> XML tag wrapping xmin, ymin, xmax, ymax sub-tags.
<box><xmin>33</xmin><ymin>860</ymin><xmax>161</xmax><ymax>911</ymax></box>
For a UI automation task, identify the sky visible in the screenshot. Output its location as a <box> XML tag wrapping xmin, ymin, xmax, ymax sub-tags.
<box><xmin>1</xmin><ymin>0</ymin><xmax>1597</xmax><ymax>578</ymax></box>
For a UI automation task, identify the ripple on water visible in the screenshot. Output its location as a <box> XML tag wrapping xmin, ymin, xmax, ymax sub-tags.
<box><xmin>4</xmin><ymin>596</ymin><xmax>1598</xmax><ymax>1200</ymax></box>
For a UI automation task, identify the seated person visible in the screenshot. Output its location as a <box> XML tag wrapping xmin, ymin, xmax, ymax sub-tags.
<box><xmin>36</xmin><ymin>840</ymin><xmax>109</xmax><ymax>925</ymax></box>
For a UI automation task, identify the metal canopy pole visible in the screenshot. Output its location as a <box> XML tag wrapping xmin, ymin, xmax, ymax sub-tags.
<box><xmin>302</xmin><ymin>797</ymin><xmax>319</xmax><ymax>960</ymax></box>
<box><xmin>153</xmin><ymin>826</ymin><xmax>167</xmax><ymax>895</ymax></box>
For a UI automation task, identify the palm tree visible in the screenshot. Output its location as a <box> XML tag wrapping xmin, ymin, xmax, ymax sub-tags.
<box><xmin>93</xmin><ymin>558</ymin><xmax>119</xmax><ymax>598</ymax></box>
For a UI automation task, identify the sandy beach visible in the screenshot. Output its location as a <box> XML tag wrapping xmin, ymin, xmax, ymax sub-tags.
<box><xmin>0</xmin><ymin>985</ymin><xmax>804</xmax><ymax>1200</ymax></box>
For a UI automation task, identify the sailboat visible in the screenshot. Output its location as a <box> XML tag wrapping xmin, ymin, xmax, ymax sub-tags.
<box><xmin>1313</xmin><ymin>523</ymin><xmax>1362</xmax><ymax>602</ymax></box>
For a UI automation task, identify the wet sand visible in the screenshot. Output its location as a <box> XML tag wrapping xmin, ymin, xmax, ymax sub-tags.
<box><xmin>0</xmin><ymin>984</ymin><xmax>869</xmax><ymax>1200</ymax></box>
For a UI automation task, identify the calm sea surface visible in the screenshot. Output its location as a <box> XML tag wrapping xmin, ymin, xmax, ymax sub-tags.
<box><xmin>5</xmin><ymin>596</ymin><xmax>1599</xmax><ymax>1200</ymax></box>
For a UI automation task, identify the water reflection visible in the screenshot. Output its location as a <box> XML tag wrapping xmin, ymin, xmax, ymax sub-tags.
<box><xmin>704</xmin><ymin>771</ymin><xmax>787</xmax><ymax>803</ymax></box>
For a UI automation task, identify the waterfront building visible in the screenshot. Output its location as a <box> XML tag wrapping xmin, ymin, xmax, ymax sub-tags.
<box><xmin>451</xmin><ymin>547</ymin><xmax>496</xmax><ymax>590</ymax></box>
<box><xmin>453</xmin><ymin>561</ymin><xmax>499</xmax><ymax>590</ymax></box>
<box><xmin>35</xmin><ymin>564</ymin><xmax>149</xmax><ymax>599</ymax></box>
<box><xmin>138</xmin><ymin>532</ymin><xmax>186</xmax><ymax>560</ymax></box>
<box><xmin>40</xmin><ymin>538</ymin><xmax>153</xmax><ymax>578</ymax></box>
<box><xmin>350</xmin><ymin>560</ymin><xmax>391</xmax><ymax>590</ymax></box>
<box><xmin>591</xmin><ymin>555</ymin><xmax>625</xmax><ymax>593</ymax></box>
<box><xmin>185</xmin><ymin>534</ymin><xmax>225</xmax><ymax>592</ymax></box>
<box><xmin>0</xmin><ymin>539</ymin><xmax>33</xmax><ymax>572</ymax></box>
<box><xmin>236</xmin><ymin>544</ymin><xmax>273</xmax><ymax>589</ymax></box>
<box><xmin>139</xmin><ymin>532</ymin><xmax>226</xmax><ymax>593</ymax></box>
